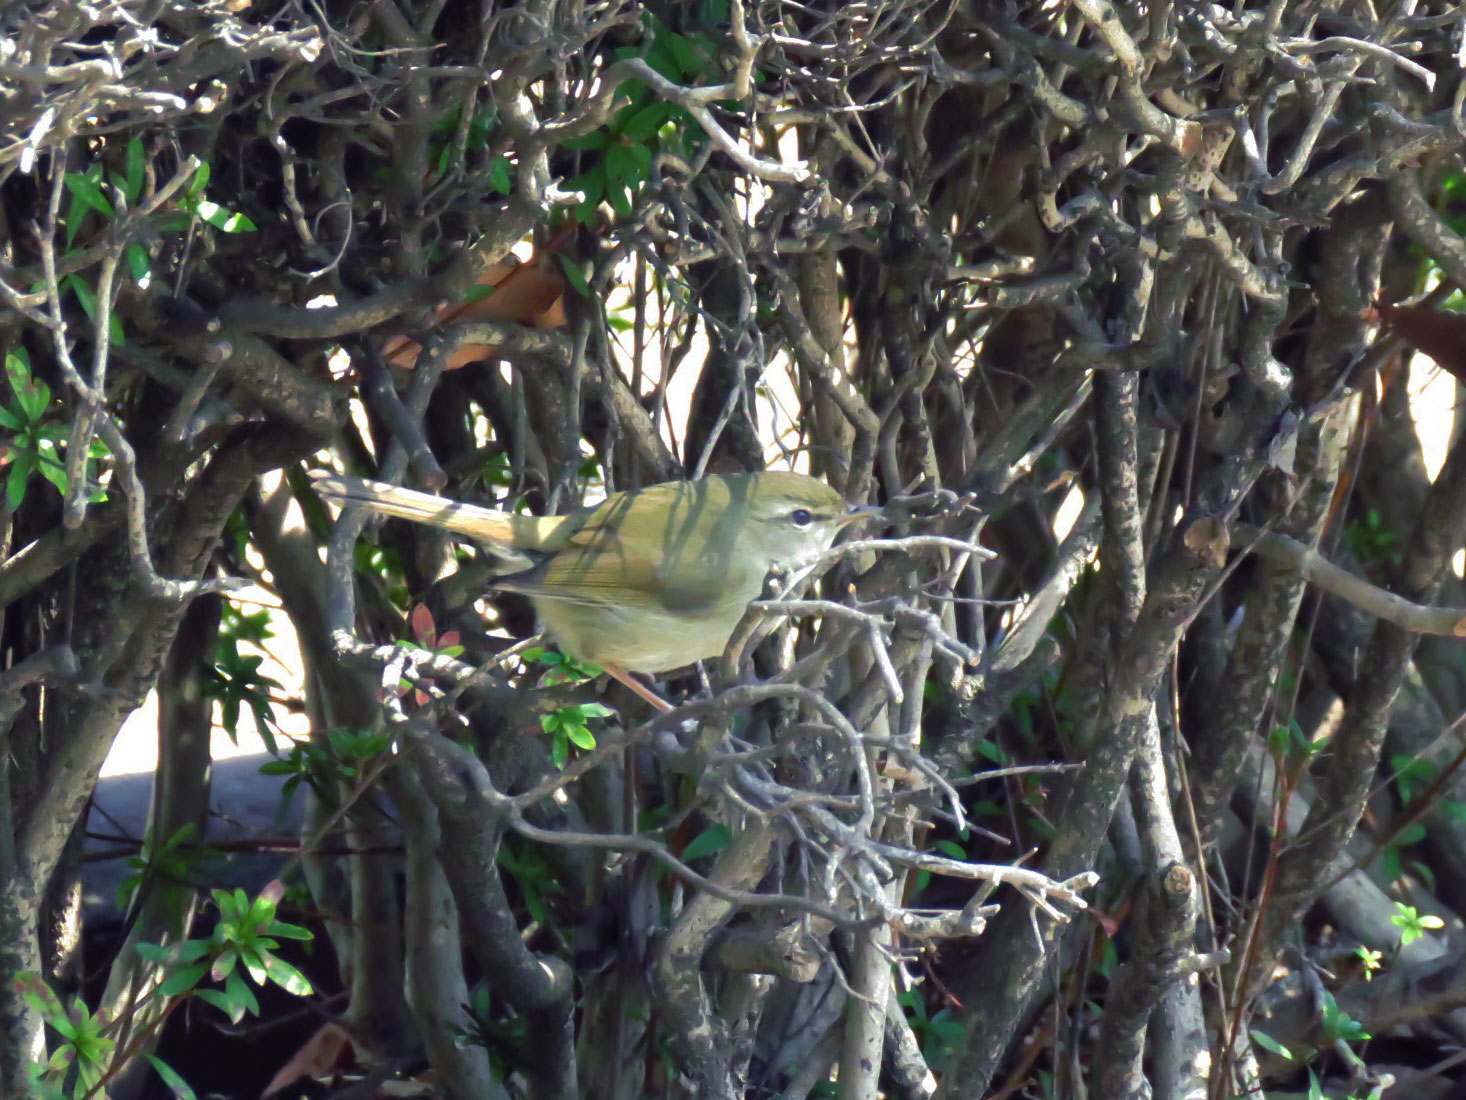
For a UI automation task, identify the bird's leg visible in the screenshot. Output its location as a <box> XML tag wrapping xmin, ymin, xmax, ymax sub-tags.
<box><xmin>600</xmin><ymin>662</ymin><xmax>675</xmax><ymax>713</ymax></box>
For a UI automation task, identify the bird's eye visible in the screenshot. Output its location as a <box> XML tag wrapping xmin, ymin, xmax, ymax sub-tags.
<box><xmin>789</xmin><ymin>508</ymin><xmax>813</xmax><ymax>527</ymax></box>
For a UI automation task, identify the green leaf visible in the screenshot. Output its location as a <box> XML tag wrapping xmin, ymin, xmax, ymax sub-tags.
<box><xmin>194</xmin><ymin>200</ymin><xmax>256</xmax><ymax>233</ymax></box>
<box><xmin>8</xmin><ymin>452</ymin><xmax>32</xmax><ymax>509</ymax></box>
<box><xmin>0</xmin><ymin>404</ymin><xmax>22</xmax><ymax>431</ymax></box>
<box><xmin>9</xmin><ymin>354</ymin><xmax>49</xmax><ymax>422</ymax></box>
<box><xmin>605</xmin><ymin>142</ymin><xmax>637</xmax><ymax>186</ymax></box>
<box><xmin>565</xmin><ymin>722</ymin><xmax>596</xmax><ymax>751</ymax></box>
<box><xmin>63</xmin><ymin>168</ymin><xmax>113</xmax><ymax>247</ymax></box>
<box><xmin>608</xmin><ymin>181</ymin><xmax>634</xmax><ymax>218</ymax></box>
<box><xmin>681</xmin><ymin>823</ymin><xmax>732</xmax><ymax>863</ymax></box>
<box><xmin>1395</xmin><ymin>822</ymin><xmax>1427</xmax><ymax>846</ymax></box>
<box><xmin>487</xmin><ymin>155</ymin><xmax>512</xmax><ymax>194</ymax></box>
<box><xmin>1251</xmin><ymin>1029</ymin><xmax>1292</xmax><ymax>1060</ymax></box>
<box><xmin>36</xmin><ymin>452</ymin><xmax>67</xmax><ymax>496</ymax></box>
<box><xmin>562</xmin><ymin>130</ymin><xmax>611</xmax><ymax>152</ymax></box>
<box><xmin>224</xmin><ymin>969</ymin><xmax>261</xmax><ymax>1017</ymax></box>
<box><xmin>264</xmin><ymin>919</ymin><xmax>313</xmax><ymax>941</ymax></box>
<box><xmin>642</xmin><ymin>38</ymin><xmax>683</xmax><ymax>83</ymax></box>
<box><xmin>627</xmin><ymin>141</ymin><xmax>653</xmax><ymax>173</ymax></box>
<box><xmin>1380</xmin><ymin>844</ymin><xmax>1401</xmax><ymax>887</ymax></box>
<box><xmin>145</xmin><ymin>1054</ymin><xmax>198</xmax><ymax>1100</ymax></box>
<box><xmin>558</xmin><ymin>254</ymin><xmax>591</xmax><ymax>297</ymax></box>
<box><xmin>194</xmin><ymin>987</ymin><xmax>239</xmax><ymax>1023</ymax></box>
<box><xmin>15</xmin><ymin>973</ymin><xmax>65</xmax><ymax>1020</ymax></box>
<box><xmin>262</xmin><ymin>954</ymin><xmax>313</xmax><ymax>996</ymax></box>
<box><xmin>619</xmin><ymin>102</ymin><xmax>674</xmax><ymax>142</ymax></box>
<box><xmin>239</xmin><ymin>946</ymin><xmax>269</xmax><ymax>985</ymax></box>
<box><xmin>125</xmin><ymin>138</ymin><xmax>146</xmax><ymax>204</ymax></box>
<box><xmin>67</xmin><ymin>276</ymin><xmax>98</xmax><ymax>320</ymax></box>
<box><xmin>127</xmin><ymin>243</ymin><xmax>151</xmax><ymax>283</ymax></box>
<box><xmin>567</xmin><ymin>170</ymin><xmax>604</xmax><ymax>205</ymax></box>
<box><xmin>667</xmin><ymin>33</ymin><xmax>713</xmax><ymax>79</ymax></box>
<box><xmin>158</xmin><ymin>961</ymin><xmax>209</xmax><ymax>997</ymax></box>
<box><xmin>210</xmin><ymin>951</ymin><xmax>238</xmax><ymax>984</ymax></box>
<box><xmin>188</xmin><ymin>162</ymin><xmax>211</xmax><ymax>201</ymax></box>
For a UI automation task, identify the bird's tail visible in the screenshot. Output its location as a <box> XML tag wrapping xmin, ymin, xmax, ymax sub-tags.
<box><xmin>309</xmin><ymin>471</ymin><xmax>559</xmax><ymax>560</ymax></box>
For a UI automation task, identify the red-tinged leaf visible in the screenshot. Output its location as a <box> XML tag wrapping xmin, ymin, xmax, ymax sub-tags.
<box><xmin>437</xmin><ymin>630</ymin><xmax>460</xmax><ymax>650</ymax></box>
<box><xmin>1089</xmin><ymin>907</ymin><xmax>1121</xmax><ymax>938</ymax></box>
<box><xmin>411</xmin><ymin>603</ymin><xmax>435</xmax><ymax>645</ymax></box>
<box><xmin>210</xmin><ymin>952</ymin><xmax>237</xmax><ymax>983</ymax></box>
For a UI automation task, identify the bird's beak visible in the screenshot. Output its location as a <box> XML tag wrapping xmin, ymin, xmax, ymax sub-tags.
<box><xmin>838</xmin><ymin>504</ymin><xmax>883</xmax><ymax>527</ymax></box>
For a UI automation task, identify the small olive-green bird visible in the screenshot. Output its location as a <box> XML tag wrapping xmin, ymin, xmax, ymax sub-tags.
<box><xmin>311</xmin><ymin>469</ymin><xmax>875</xmax><ymax>710</ymax></box>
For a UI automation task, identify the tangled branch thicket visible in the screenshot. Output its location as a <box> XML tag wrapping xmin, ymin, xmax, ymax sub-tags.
<box><xmin>5</xmin><ymin>0</ymin><xmax>1466</xmax><ymax>1097</ymax></box>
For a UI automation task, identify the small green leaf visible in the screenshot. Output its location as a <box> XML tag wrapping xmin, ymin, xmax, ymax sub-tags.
<box><xmin>262</xmin><ymin>954</ymin><xmax>313</xmax><ymax>996</ymax></box>
<box><xmin>1395</xmin><ymin>822</ymin><xmax>1427</xmax><ymax>846</ymax></box>
<box><xmin>558</xmin><ymin>254</ymin><xmax>591</xmax><ymax>297</ymax></box>
<box><xmin>10</xmin><ymin>368</ymin><xmax>49</xmax><ymax>424</ymax></box>
<box><xmin>188</xmin><ymin>162</ymin><xmax>211</xmax><ymax>201</ymax></box>
<box><xmin>239</xmin><ymin>947</ymin><xmax>269</xmax><ymax>985</ymax></box>
<box><xmin>666</xmin><ymin>33</ymin><xmax>713</xmax><ymax>78</ymax></box>
<box><xmin>562</xmin><ymin>130</ymin><xmax>611</xmax><ymax>152</ymax></box>
<box><xmin>264</xmin><ymin>919</ymin><xmax>313</xmax><ymax>941</ymax></box>
<box><xmin>608</xmin><ymin>181</ymin><xmax>634</xmax><ymax>218</ymax></box>
<box><xmin>619</xmin><ymin>101</ymin><xmax>674</xmax><ymax>142</ymax></box>
<box><xmin>195</xmin><ymin>200</ymin><xmax>256</xmax><ymax>233</ymax></box>
<box><xmin>1251</xmin><ymin>1029</ymin><xmax>1293</xmax><ymax>1060</ymax></box>
<box><xmin>193</xmin><ymin>988</ymin><xmax>238</xmax><ymax>1023</ymax></box>
<box><xmin>605</xmin><ymin>143</ymin><xmax>635</xmax><ymax>185</ymax></box>
<box><xmin>8</xmin><ymin>453</ymin><xmax>32</xmax><ymax>509</ymax></box>
<box><xmin>63</xmin><ymin>169</ymin><xmax>113</xmax><ymax>247</ymax></box>
<box><xmin>487</xmin><ymin>155</ymin><xmax>512</xmax><ymax>194</ymax></box>
<box><xmin>127</xmin><ymin>243</ymin><xmax>151</xmax><ymax>283</ymax></box>
<box><xmin>681</xmin><ymin>823</ymin><xmax>732</xmax><ymax>863</ymax></box>
<box><xmin>157</xmin><ymin>961</ymin><xmax>209</xmax><ymax>997</ymax></box>
<box><xmin>145</xmin><ymin>1054</ymin><xmax>198</xmax><ymax>1100</ymax></box>
<box><xmin>67</xmin><ymin>277</ymin><xmax>99</xmax><ymax>320</ymax></box>
<box><xmin>225</xmin><ymin>970</ymin><xmax>261</xmax><ymax>1017</ymax></box>
<box><xmin>124</xmin><ymin>138</ymin><xmax>146</xmax><ymax>204</ymax></box>
<box><xmin>37</xmin><ymin>453</ymin><xmax>67</xmax><ymax>495</ymax></box>
<box><xmin>565</xmin><ymin>723</ymin><xmax>596</xmax><ymax>750</ymax></box>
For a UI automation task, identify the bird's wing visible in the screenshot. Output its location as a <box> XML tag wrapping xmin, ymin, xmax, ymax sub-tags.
<box><xmin>497</xmin><ymin>488</ymin><xmax>748</xmax><ymax>614</ymax></box>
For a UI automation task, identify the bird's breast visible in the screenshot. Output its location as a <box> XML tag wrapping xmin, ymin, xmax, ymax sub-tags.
<box><xmin>532</xmin><ymin>592</ymin><xmax>755</xmax><ymax>673</ymax></box>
